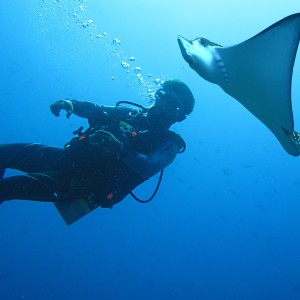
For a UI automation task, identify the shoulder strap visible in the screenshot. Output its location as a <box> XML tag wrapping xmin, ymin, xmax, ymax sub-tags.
<box><xmin>167</xmin><ymin>131</ymin><xmax>186</xmax><ymax>153</ymax></box>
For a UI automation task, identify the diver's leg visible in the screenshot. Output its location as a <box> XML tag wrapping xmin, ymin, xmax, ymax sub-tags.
<box><xmin>0</xmin><ymin>143</ymin><xmax>65</xmax><ymax>175</ymax></box>
<box><xmin>0</xmin><ymin>172</ymin><xmax>69</xmax><ymax>203</ymax></box>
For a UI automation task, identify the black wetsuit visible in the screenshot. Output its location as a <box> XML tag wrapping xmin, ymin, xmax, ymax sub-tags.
<box><xmin>0</xmin><ymin>101</ymin><xmax>184</xmax><ymax>208</ymax></box>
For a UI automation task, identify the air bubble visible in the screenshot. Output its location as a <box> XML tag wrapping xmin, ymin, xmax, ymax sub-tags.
<box><xmin>79</xmin><ymin>19</ymin><xmax>93</xmax><ymax>28</ymax></box>
<box><xmin>121</xmin><ymin>61</ymin><xmax>130</xmax><ymax>69</ymax></box>
<box><xmin>112</xmin><ymin>38</ymin><xmax>121</xmax><ymax>46</ymax></box>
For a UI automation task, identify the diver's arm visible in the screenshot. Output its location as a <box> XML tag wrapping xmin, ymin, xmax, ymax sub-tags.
<box><xmin>64</xmin><ymin>100</ymin><xmax>137</xmax><ymax>121</ymax></box>
<box><xmin>71</xmin><ymin>100</ymin><xmax>110</xmax><ymax>120</ymax></box>
<box><xmin>120</xmin><ymin>139</ymin><xmax>178</xmax><ymax>178</ymax></box>
<box><xmin>51</xmin><ymin>99</ymin><xmax>139</xmax><ymax>122</ymax></box>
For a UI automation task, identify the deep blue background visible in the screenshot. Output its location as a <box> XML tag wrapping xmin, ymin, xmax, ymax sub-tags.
<box><xmin>1</xmin><ymin>1</ymin><xmax>300</xmax><ymax>299</ymax></box>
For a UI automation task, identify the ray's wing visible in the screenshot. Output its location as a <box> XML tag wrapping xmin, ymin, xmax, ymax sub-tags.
<box><xmin>215</xmin><ymin>13</ymin><xmax>300</xmax><ymax>155</ymax></box>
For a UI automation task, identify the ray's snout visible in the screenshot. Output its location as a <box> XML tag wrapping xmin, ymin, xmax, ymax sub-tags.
<box><xmin>177</xmin><ymin>35</ymin><xmax>192</xmax><ymax>63</ymax></box>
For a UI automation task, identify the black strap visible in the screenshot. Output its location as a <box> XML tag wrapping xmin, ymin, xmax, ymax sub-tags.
<box><xmin>130</xmin><ymin>169</ymin><xmax>164</xmax><ymax>203</ymax></box>
<box><xmin>116</xmin><ymin>101</ymin><xmax>148</xmax><ymax>112</ymax></box>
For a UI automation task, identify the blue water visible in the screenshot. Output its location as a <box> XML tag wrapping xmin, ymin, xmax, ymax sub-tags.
<box><xmin>1</xmin><ymin>1</ymin><xmax>300</xmax><ymax>299</ymax></box>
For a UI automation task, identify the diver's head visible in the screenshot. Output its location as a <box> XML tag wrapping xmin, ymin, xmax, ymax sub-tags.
<box><xmin>148</xmin><ymin>79</ymin><xmax>195</xmax><ymax>130</ymax></box>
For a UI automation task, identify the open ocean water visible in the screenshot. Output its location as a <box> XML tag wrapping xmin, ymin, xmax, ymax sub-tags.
<box><xmin>1</xmin><ymin>1</ymin><xmax>300</xmax><ymax>299</ymax></box>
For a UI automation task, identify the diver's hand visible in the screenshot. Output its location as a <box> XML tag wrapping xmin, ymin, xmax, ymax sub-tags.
<box><xmin>50</xmin><ymin>100</ymin><xmax>74</xmax><ymax>118</ymax></box>
<box><xmin>89</xmin><ymin>130</ymin><xmax>123</xmax><ymax>156</ymax></box>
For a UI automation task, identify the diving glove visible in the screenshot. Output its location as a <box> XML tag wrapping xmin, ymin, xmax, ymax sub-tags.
<box><xmin>50</xmin><ymin>99</ymin><xmax>74</xmax><ymax>118</ymax></box>
<box><xmin>89</xmin><ymin>130</ymin><xmax>124</xmax><ymax>156</ymax></box>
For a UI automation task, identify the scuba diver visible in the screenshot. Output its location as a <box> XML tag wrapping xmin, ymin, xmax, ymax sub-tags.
<box><xmin>0</xmin><ymin>79</ymin><xmax>195</xmax><ymax>224</ymax></box>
